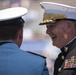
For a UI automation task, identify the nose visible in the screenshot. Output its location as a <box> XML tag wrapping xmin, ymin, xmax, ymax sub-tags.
<box><xmin>46</xmin><ymin>28</ymin><xmax>48</xmax><ymax>34</ymax></box>
<box><xmin>46</xmin><ymin>27</ymin><xmax>52</xmax><ymax>35</ymax></box>
<box><xmin>46</xmin><ymin>24</ymin><xmax>54</xmax><ymax>35</ymax></box>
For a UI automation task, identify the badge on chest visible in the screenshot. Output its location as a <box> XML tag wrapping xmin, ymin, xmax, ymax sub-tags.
<box><xmin>64</xmin><ymin>56</ymin><xmax>76</xmax><ymax>69</ymax></box>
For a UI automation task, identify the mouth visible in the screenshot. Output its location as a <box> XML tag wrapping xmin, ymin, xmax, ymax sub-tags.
<box><xmin>51</xmin><ymin>35</ymin><xmax>57</xmax><ymax>40</ymax></box>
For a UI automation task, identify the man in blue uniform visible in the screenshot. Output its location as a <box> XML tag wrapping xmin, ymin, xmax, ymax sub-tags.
<box><xmin>0</xmin><ymin>7</ymin><xmax>49</xmax><ymax>75</ymax></box>
<box><xmin>39</xmin><ymin>2</ymin><xmax>76</xmax><ymax>75</ymax></box>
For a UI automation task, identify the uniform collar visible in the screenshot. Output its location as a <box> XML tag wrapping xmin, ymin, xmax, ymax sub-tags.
<box><xmin>0</xmin><ymin>41</ymin><xmax>14</xmax><ymax>46</ymax></box>
<box><xmin>61</xmin><ymin>37</ymin><xmax>76</xmax><ymax>55</ymax></box>
<box><xmin>0</xmin><ymin>41</ymin><xmax>19</xmax><ymax>49</ymax></box>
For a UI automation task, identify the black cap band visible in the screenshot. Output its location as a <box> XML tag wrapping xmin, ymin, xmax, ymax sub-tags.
<box><xmin>0</xmin><ymin>17</ymin><xmax>24</xmax><ymax>26</ymax></box>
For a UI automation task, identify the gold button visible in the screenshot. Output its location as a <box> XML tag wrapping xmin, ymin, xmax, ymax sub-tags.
<box><xmin>62</xmin><ymin>55</ymin><xmax>64</xmax><ymax>60</ymax></box>
<box><xmin>64</xmin><ymin>47</ymin><xmax>68</xmax><ymax>52</ymax></box>
<box><xmin>58</xmin><ymin>68</ymin><xmax>61</xmax><ymax>72</ymax></box>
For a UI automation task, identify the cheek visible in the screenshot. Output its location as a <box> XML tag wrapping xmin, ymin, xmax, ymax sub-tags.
<box><xmin>55</xmin><ymin>30</ymin><xmax>68</xmax><ymax>47</ymax></box>
<box><xmin>56</xmin><ymin>25</ymin><xmax>67</xmax><ymax>36</ymax></box>
<box><xmin>60</xmin><ymin>27</ymin><xmax>68</xmax><ymax>40</ymax></box>
<box><xmin>57</xmin><ymin>28</ymin><xmax>66</xmax><ymax>39</ymax></box>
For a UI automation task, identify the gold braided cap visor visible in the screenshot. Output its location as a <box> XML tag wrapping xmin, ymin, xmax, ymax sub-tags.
<box><xmin>39</xmin><ymin>13</ymin><xmax>67</xmax><ymax>25</ymax></box>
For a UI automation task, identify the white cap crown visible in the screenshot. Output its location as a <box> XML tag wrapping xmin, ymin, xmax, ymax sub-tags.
<box><xmin>39</xmin><ymin>2</ymin><xmax>76</xmax><ymax>25</ymax></box>
<box><xmin>0</xmin><ymin>7</ymin><xmax>28</xmax><ymax>21</ymax></box>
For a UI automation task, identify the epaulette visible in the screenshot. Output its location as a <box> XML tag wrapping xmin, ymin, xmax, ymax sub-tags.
<box><xmin>27</xmin><ymin>51</ymin><xmax>46</xmax><ymax>59</ymax></box>
<box><xmin>64</xmin><ymin>56</ymin><xmax>76</xmax><ymax>69</ymax></box>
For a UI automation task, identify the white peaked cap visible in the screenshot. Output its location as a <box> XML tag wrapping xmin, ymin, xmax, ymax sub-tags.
<box><xmin>0</xmin><ymin>7</ymin><xmax>28</xmax><ymax>21</ymax></box>
<box><xmin>39</xmin><ymin>2</ymin><xmax>76</xmax><ymax>25</ymax></box>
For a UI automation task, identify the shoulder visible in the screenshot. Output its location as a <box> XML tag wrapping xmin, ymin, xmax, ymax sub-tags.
<box><xmin>27</xmin><ymin>51</ymin><xmax>46</xmax><ymax>59</ymax></box>
<box><xmin>18</xmin><ymin>50</ymin><xmax>46</xmax><ymax>61</ymax></box>
<box><xmin>65</xmin><ymin>47</ymin><xmax>76</xmax><ymax>59</ymax></box>
<box><xmin>18</xmin><ymin>49</ymin><xmax>46</xmax><ymax>59</ymax></box>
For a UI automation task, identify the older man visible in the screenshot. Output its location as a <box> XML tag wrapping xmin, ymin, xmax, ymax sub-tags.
<box><xmin>0</xmin><ymin>7</ymin><xmax>49</xmax><ymax>75</ymax></box>
<box><xmin>39</xmin><ymin>2</ymin><xmax>76</xmax><ymax>75</ymax></box>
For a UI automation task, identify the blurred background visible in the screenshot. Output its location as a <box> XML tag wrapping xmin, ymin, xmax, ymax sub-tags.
<box><xmin>0</xmin><ymin>0</ymin><xmax>76</xmax><ymax>75</ymax></box>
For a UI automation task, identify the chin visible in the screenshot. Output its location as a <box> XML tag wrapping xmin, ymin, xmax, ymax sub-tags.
<box><xmin>53</xmin><ymin>43</ymin><xmax>62</xmax><ymax>48</ymax></box>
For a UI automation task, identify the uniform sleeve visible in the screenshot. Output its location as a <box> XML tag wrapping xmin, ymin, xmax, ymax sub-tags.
<box><xmin>28</xmin><ymin>64</ymin><xmax>49</xmax><ymax>75</ymax></box>
<box><xmin>27</xmin><ymin>52</ymin><xmax>49</xmax><ymax>75</ymax></box>
<box><xmin>41</xmin><ymin>65</ymin><xmax>49</xmax><ymax>75</ymax></box>
<box><xmin>28</xmin><ymin>60</ymin><xmax>49</xmax><ymax>75</ymax></box>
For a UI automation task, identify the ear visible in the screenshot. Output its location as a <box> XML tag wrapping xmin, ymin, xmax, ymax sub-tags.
<box><xmin>14</xmin><ymin>28</ymin><xmax>23</xmax><ymax>47</ymax></box>
<box><xmin>18</xmin><ymin>28</ymin><xmax>23</xmax><ymax>39</ymax></box>
<box><xmin>67</xmin><ymin>21</ymin><xmax>74</xmax><ymax>32</ymax></box>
